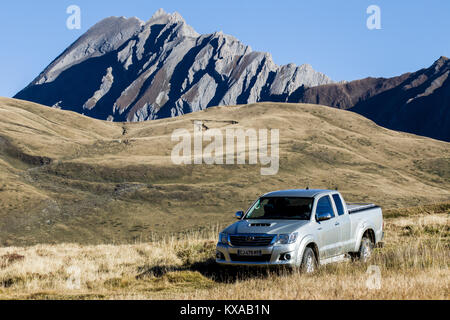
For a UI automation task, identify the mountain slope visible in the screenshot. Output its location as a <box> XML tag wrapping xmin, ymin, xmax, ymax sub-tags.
<box><xmin>295</xmin><ymin>56</ymin><xmax>450</xmax><ymax>141</ymax></box>
<box><xmin>1</xmin><ymin>97</ymin><xmax>449</xmax><ymax>245</ymax></box>
<box><xmin>14</xmin><ymin>9</ymin><xmax>332</xmax><ymax>122</ymax></box>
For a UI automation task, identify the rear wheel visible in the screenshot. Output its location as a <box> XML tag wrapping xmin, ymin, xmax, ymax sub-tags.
<box><xmin>358</xmin><ymin>236</ymin><xmax>374</xmax><ymax>262</ymax></box>
<box><xmin>300</xmin><ymin>247</ymin><xmax>317</xmax><ymax>274</ymax></box>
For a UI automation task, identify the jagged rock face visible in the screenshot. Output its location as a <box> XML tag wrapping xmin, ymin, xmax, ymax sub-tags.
<box><xmin>15</xmin><ymin>9</ymin><xmax>332</xmax><ymax>122</ymax></box>
<box><xmin>294</xmin><ymin>56</ymin><xmax>450</xmax><ymax>142</ymax></box>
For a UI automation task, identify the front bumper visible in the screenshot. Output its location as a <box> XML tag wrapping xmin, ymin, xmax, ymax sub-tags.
<box><xmin>215</xmin><ymin>242</ymin><xmax>299</xmax><ymax>266</ymax></box>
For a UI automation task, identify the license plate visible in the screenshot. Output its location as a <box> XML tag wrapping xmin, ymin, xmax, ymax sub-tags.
<box><xmin>237</xmin><ymin>249</ymin><xmax>262</xmax><ymax>256</ymax></box>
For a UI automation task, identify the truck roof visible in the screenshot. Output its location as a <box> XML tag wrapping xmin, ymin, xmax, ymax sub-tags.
<box><xmin>262</xmin><ymin>189</ymin><xmax>334</xmax><ymax>198</ymax></box>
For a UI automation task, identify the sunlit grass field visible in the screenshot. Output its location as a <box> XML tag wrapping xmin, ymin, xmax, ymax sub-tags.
<box><xmin>0</xmin><ymin>204</ymin><xmax>448</xmax><ymax>300</ymax></box>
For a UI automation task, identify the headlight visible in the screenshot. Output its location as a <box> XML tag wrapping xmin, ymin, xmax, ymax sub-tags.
<box><xmin>276</xmin><ymin>232</ymin><xmax>298</xmax><ymax>244</ymax></box>
<box><xmin>219</xmin><ymin>233</ymin><xmax>228</xmax><ymax>244</ymax></box>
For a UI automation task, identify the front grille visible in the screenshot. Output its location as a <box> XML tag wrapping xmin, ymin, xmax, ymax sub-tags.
<box><xmin>229</xmin><ymin>235</ymin><xmax>275</xmax><ymax>247</ymax></box>
<box><xmin>230</xmin><ymin>254</ymin><xmax>272</xmax><ymax>262</ymax></box>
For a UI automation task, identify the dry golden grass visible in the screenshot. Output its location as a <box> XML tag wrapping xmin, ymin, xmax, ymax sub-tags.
<box><xmin>0</xmin><ymin>207</ymin><xmax>448</xmax><ymax>300</ymax></box>
<box><xmin>1</xmin><ymin>97</ymin><xmax>449</xmax><ymax>246</ymax></box>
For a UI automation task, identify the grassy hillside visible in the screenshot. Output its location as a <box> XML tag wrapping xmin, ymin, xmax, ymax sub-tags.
<box><xmin>0</xmin><ymin>205</ymin><xmax>448</xmax><ymax>300</ymax></box>
<box><xmin>0</xmin><ymin>97</ymin><xmax>449</xmax><ymax>245</ymax></box>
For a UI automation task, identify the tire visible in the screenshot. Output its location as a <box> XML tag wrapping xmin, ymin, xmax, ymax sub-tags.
<box><xmin>358</xmin><ymin>236</ymin><xmax>374</xmax><ymax>262</ymax></box>
<box><xmin>300</xmin><ymin>247</ymin><xmax>317</xmax><ymax>274</ymax></box>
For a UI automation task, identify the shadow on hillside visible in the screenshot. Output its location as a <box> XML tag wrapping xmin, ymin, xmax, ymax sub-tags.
<box><xmin>136</xmin><ymin>258</ymin><xmax>294</xmax><ymax>283</ymax></box>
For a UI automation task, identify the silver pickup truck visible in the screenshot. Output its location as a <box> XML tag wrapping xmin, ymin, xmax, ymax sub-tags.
<box><xmin>216</xmin><ymin>189</ymin><xmax>383</xmax><ymax>272</ymax></box>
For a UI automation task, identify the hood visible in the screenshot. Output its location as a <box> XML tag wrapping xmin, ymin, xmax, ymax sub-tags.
<box><xmin>223</xmin><ymin>219</ymin><xmax>310</xmax><ymax>235</ymax></box>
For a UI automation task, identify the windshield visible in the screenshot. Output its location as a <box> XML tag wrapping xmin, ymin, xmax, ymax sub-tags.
<box><xmin>245</xmin><ymin>197</ymin><xmax>314</xmax><ymax>220</ymax></box>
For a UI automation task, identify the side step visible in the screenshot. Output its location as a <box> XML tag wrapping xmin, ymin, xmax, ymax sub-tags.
<box><xmin>319</xmin><ymin>254</ymin><xmax>351</xmax><ymax>266</ymax></box>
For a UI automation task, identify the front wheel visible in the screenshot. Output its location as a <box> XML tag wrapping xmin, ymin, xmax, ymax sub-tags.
<box><xmin>300</xmin><ymin>247</ymin><xmax>317</xmax><ymax>274</ymax></box>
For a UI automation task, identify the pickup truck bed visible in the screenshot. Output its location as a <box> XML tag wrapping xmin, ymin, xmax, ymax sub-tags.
<box><xmin>347</xmin><ymin>203</ymin><xmax>378</xmax><ymax>214</ymax></box>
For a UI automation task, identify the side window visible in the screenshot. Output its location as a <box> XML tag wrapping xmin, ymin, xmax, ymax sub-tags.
<box><xmin>332</xmin><ymin>194</ymin><xmax>345</xmax><ymax>216</ymax></box>
<box><xmin>316</xmin><ymin>196</ymin><xmax>335</xmax><ymax>218</ymax></box>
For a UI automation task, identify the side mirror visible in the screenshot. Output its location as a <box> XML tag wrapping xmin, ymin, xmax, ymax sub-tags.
<box><xmin>316</xmin><ymin>212</ymin><xmax>333</xmax><ymax>222</ymax></box>
<box><xmin>235</xmin><ymin>211</ymin><xmax>244</xmax><ymax>220</ymax></box>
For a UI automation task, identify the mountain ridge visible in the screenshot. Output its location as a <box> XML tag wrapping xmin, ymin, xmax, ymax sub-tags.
<box><xmin>15</xmin><ymin>9</ymin><xmax>332</xmax><ymax>122</ymax></box>
<box><xmin>294</xmin><ymin>56</ymin><xmax>450</xmax><ymax>141</ymax></box>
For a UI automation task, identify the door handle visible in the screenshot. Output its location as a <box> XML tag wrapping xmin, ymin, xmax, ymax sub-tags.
<box><xmin>335</xmin><ymin>222</ymin><xmax>340</xmax><ymax>226</ymax></box>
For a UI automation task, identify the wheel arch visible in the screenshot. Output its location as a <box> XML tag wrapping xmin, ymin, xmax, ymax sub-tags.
<box><xmin>306</xmin><ymin>242</ymin><xmax>319</xmax><ymax>263</ymax></box>
<box><xmin>297</xmin><ymin>235</ymin><xmax>320</xmax><ymax>265</ymax></box>
<box><xmin>356</xmin><ymin>228</ymin><xmax>376</xmax><ymax>251</ymax></box>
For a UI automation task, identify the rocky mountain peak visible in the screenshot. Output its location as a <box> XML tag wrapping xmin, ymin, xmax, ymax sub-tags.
<box><xmin>16</xmin><ymin>9</ymin><xmax>332</xmax><ymax>121</ymax></box>
<box><xmin>146</xmin><ymin>8</ymin><xmax>180</xmax><ymax>28</ymax></box>
<box><xmin>148</xmin><ymin>8</ymin><xmax>184</xmax><ymax>24</ymax></box>
<box><xmin>432</xmin><ymin>56</ymin><xmax>449</xmax><ymax>71</ymax></box>
<box><xmin>145</xmin><ymin>9</ymin><xmax>198</xmax><ymax>39</ymax></box>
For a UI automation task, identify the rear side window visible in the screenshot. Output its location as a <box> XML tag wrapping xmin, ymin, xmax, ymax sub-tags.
<box><xmin>316</xmin><ymin>196</ymin><xmax>335</xmax><ymax>217</ymax></box>
<box><xmin>332</xmin><ymin>194</ymin><xmax>345</xmax><ymax>216</ymax></box>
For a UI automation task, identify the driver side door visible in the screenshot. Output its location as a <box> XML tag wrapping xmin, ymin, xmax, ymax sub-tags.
<box><xmin>315</xmin><ymin>195</ymin><xmax>339</xmax><ymax>259</ymax></box>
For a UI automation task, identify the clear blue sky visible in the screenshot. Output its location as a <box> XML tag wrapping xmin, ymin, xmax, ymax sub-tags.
<box><xmin>1</xmin><ymin>0</ymin><xmax>449</xmax><ymax>97</ymax></box>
